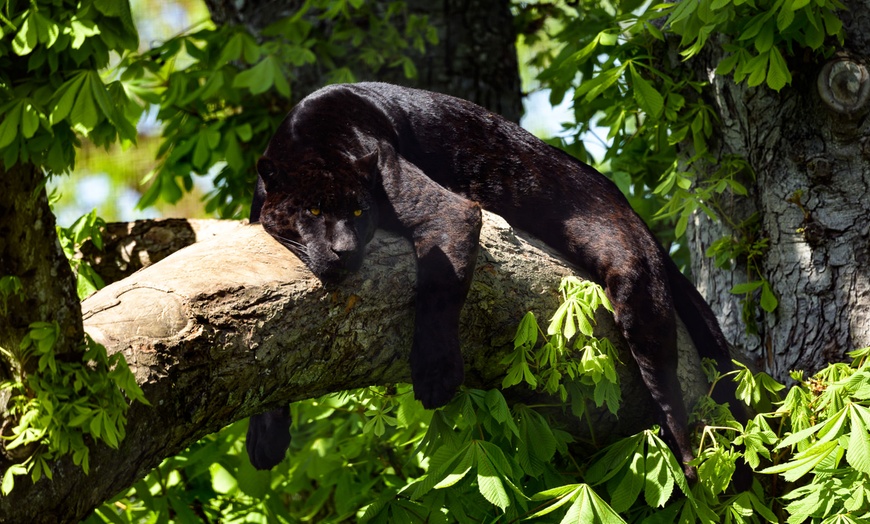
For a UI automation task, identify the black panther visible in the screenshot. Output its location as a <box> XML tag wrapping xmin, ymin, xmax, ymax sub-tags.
<box><xmin>246</xmin><ymin>82</ymin><xmax>745</xmax><ymax>478</ymax></box>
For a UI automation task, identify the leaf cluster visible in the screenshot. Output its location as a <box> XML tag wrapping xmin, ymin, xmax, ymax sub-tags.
<box><xmin>55</xmin><ymin>206</ymin><xmax>106</xmax><ymax>299</ymax></box>
<box><xmin>503</xmin><ymin>277</ymin><xmax>622</xmax><ymax>419</ymax></box>
<box><xmin>120</xmin><ymin>0</ymin><xmax>436</xmax><ymax>218</ymax></box>
<box><xmin>0</xmin><ymin>0</ymin><xmax>141</xmax><ymax>173</ymax></box>
<box><xmin>521</xmin><ymin>0</ymin><xmax>842</xmax><ymax>324</ymax></box>
<box><xmin>0</xmin><ymin>326</ymin><xmax>148</xmax><ymax>495</ymax></box>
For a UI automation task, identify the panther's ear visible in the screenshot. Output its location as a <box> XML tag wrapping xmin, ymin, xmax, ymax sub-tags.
<box><xmin>256</xmin><ymin>157</ymin><xmax>282</xmax><ymax>190</ymax></box>
<box><xmin>355</xmin><ymin>149</ymin><xmax>379</xmax><ymax>182</ymax></box>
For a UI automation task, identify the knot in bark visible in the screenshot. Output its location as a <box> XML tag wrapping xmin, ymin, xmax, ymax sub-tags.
<box><xmin>817</xmin><ymin>54</ymin><xmax>870</xmax><ymax>116</ymax></box>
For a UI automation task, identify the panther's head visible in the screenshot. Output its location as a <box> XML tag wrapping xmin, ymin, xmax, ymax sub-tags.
<box><xmin>256</xmin><ymin>153</ymin><xmax>378</xmax><ymax>284</ymax></box>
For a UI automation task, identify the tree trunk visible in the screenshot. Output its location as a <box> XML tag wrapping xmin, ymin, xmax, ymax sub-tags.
<box><xmin>685</xmin><ymin>1</ymin><xmax>870</xmax><ymax>378</ymax></box>
<box><xmin>203</xmin><ymin>0</ymin><xmax>523</xmax><ymax>121</ymax></box>
<box><xmin>403</xmin><ymin>0</ymin><xmax>523</xmax><ymax>122</ymax></box>
<box><xmin>0</xmin><ymin>213</ymin><xmax>708</xmax><ymax>523</ymax></box>
<box><xmin>0</xmin><ymin>163</ymin><xmax>83</xmax><ymax>368</ymax></box>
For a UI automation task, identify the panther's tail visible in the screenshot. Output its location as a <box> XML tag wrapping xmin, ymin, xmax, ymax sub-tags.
<box><xmin>664</xmin><ymin>256</ymin><xmax>747</xmax><ymax>422</ymax></box>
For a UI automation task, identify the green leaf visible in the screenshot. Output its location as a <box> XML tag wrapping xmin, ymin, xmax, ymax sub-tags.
<box><xmin>433</xmin><ymin>445</ymin><xmax>473</xmax><ymax>489</ymax></box>
<box><xmin>561</xmin><ymin>485</ymin><xmax>627</xmax><ymax>524</ymax></box>
<box><xmin>12</xmin><ymin>14</ymin><xmax>37</xmax><ymax>56</ymax></box>
<box><xmin>667</xmin><ymin>0</ymin><xmax>699</xmax><ymax>27</ymax></box>
<box><xmin>761</xmin><ymin>440</ymin><xmax>839</xmax><ymax>481</ymax></box>
<box><xmin>847</xmin><ymin>405</ymin><xmax>870</xmax><ymax>473</ymax></box>
<box><xmin>777</xmin><ymin>3</ymin><xmax>795</xmax><ymax>31</ymax></box>
<box><xmin>475</xmin><ymin>443</ymin><xmax>510</xmax><ymax>510</ymax></box>
<box><xmin>730</xmin><ymin>280</ymin><xmax>763</xmax><ymax>294</ymax></box>
<box><xmin>90</xmin><ymin>410</ymin><xmax>103</xmax><ymax>439</ymax></box>
<box><xmin>51</xmin><ymin>73</ymin><xmax>87</xmax><ymax>124</ymax></box>
<box><xmin>587</xmin><ymin>433</ymin><xmax>644</xmax><ymax>484</ymax></box>
<box><xmin>271</xmin><ymin>56</ymin><xmax>291</xmax><ymax>97</ymax></box>
<box><xmin>823</xmin><ymin>8</ymin><xmax>843</xmax><ymax>36</ymax></box>
<box><xmin>218</xmin><ymin>32</ymin><xmax>243</xmax><ymax>64</ymax></box>
<box><xmin>0</xmin><ymin>103</ymin><xmax>22</xmax><ymax>149</ymax></box>
<box><xmin>87</xmin><ymin>72</ymin><xmax>117</xmax><ymax>124</ymax></box>
<box><xmin>235</xmin><ymin>123</ymin><xmax>253</xmax><ymax>142</ymax></box>
<box><xmin>20</xmin><ymin>102</ymin><xmax>40</xmax><ymax>139</ymax></box>
<box><xmin>631</xmin><ymin>65</ymin><xmax>664</xmax><ymax>119</ymax></box>
<box><xmin>32</xmin><ymin>12</ymin><xmax>60</xmax><ymax>48</ymax></box>
<box><xmin>2</xmin><ymin>464</ymin><xmax>27</xmax><ymax>495</ymax></box>
<box><xmin>697</xmin><ymin>448</ymin><xmax>736</xmax><ymax>495</ymax></box>
<box><xmin>528</xmin><ymin>485</ymin><xmax>583</xmax><ymax>518</ymax></box>
<box><xmin>777</xmin><ymin>406</ymin><xmax>847</xmax><ymax>450</ymax></box>
<box><xmin>803</xmin><ymin>11</ymin><xmax>825</xmax><ymax>49</ymax></box>
<box><xmin>513</xmin><ymin>311</ymin><xmax>538</xmax><ymax>348</ymax></box>
<box><xmin>572</xmin><ymin>31</ymin><xmax>616</xmax><ymax>64</ymax></box>
<box><xmin>94</xmin><ymin>0</ymin><xmax>122</xmax><ymax>16</ymax></box>
<box><xmin>412</xmin><ymin>443</ymin><xmax>470</xmax><ymax>499</ymax></box>
<box><xmin>766</xmin><ymin>47</ymin><xmax>791</xmax><ymax>91</ymax></box>
<box><xmin>760</xmin><ymin>281</ymin><xmax>778</xmax><ymax>312</ymax></box>
<box><xmin>675</xmin><ymin>211</ymin><xmax>689</xmax><ymax>238</ymax></box>
<box><xmin>232</xmin><ymin>57</ymin><xmax>275</xmax><ymax>93</ymax></box>
<box><xmin>644</xmin><ymin>439</ymin><xmax>674</xmax><ymax>507</ymax></box>
<box><xmin>609</xmin><ymin>451</ymin><xmax>644</xmax><ymax>512</ymax></box>
<box><xmin>69</xmin><ymin>77</ymin><xmax>100</xmax><ymax>131</ymax></box>
<box><xmin>232</xmin><ymin>55</ymin><xmax>287</xmax><ymax>96</ymax></box>
<box><xmin>575</xmin><ymin>65</ymin><xmax>626</xmax><ymax>103</ymax></box>
<box><xmin>747</xmin><ymin>53</ymin><xmax>769</xmax><ymax>87</ymax></box>
<box><xmin>76</xmin><ymin>267</ymin><xmax>100</xmax><ymax>299</ymax></box>
<box><xmin>742</xmin><ymin>417</ymin><xmax>776</xmax><ymax>469</ymax></box>
<box><xmin>69</xmin><ymin>18</ymin><xmax>100</xmax><ymax>49</ymax></box>
<box><xmin>193</xmin><ymin>130</ymin><xmax>211</xmax><ymax>171</ymax></box>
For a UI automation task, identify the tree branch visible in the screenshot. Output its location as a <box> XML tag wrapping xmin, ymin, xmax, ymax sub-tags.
<box><xmin>0</xmin><ymin>213</ymin><xmax>709</xmax><ymax>523</ymax></box>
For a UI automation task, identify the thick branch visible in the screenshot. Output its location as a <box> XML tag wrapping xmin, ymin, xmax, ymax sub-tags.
<box><xmin>0</xmin><ymin>213</ymin><xmax>708</xmax><ymax>523</ymax></box>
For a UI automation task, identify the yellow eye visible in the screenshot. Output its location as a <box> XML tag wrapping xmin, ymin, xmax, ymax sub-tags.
<box><xmin>353</xmin><ymin>209</ymin><xmax>363</xmax><ymax>217</ymax></box>
<box><xmin>309</xmin><ymin>208</ymin><xmax>321</xmax><ymax>216</ymax></box>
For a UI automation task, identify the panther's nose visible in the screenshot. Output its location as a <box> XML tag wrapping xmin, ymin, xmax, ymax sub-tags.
<box><xmin>331</xmin><ymin>246</ymin><xmax>356</xmax><ymax>263</ymax></box>
<box><xmin>331</xmin><ymin>226</ymin><xmax>358</xmax><ymax>262</ymax></box>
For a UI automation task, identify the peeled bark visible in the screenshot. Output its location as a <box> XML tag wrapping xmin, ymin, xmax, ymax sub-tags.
<box><xmin>684</xmin><ymin>1</ymin><xmax>870</xmax><ymax>378</ymax></box>
<box><xmin>0</xmin><ymin>213</ymin><xmax>708</xmax><ymax>523</ymax></box>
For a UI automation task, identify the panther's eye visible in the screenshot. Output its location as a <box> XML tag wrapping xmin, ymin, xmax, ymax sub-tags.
<box><xmin>353</xmin><ymin>209</ymin><xmax>363</xmax><ymax>217</ymax></box>
<box><xmin>309</xmin><ymin>208</ymin><xmax>321</xmax><ymax>216</ymax></box>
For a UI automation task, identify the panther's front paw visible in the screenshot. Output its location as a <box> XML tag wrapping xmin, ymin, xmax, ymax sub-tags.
<box><xmin>410</xmin><ymin>344</ymin><xmax>464</xmax><ymax>409</ymax></box>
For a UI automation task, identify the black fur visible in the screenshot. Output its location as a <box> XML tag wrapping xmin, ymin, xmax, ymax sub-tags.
<box><xmin>247</xmin><ymin>83</ymin><xmax>745</xmax><ymax>476</ymax></box>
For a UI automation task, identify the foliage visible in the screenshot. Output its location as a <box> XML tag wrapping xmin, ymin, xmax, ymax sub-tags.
<box><xmin>56</xmin><ymin>206</ymin><xmax>106</xmax><ymax>299</ymax></box>
<box><xmin>503</xmin><ymin>277</ymin><xmax>622</xmax><ymax>418</ymax></box>
<box><xmin>123</xmin><ymin>0</ymin><xmax>436</xmax><ymax>219</ymax></box>
<box><xmin>517</xmin><ymin>0</ymin><xmax>842</xmax><ymax>323</ymax></box>
<box><xmin>0</xmin><ymin>0</ymin><xmax>141</xmax><ymax>174</ymax></box>
<box><xmin>0</xmin><ymin>275</ymin><xmax>23</xmax><ymax>316</ymax></box>
<box><xmin>0</xmin><ymin>323</ymin><xmax>148</xmax><ymax>495</ymax></box>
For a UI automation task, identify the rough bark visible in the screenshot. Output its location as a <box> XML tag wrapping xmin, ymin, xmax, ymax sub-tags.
<box><xmin>0</xmin><ymin>213</ymin><xmax>708</xmax><ymax>523</ymax></box>
<box><xmin>202</xmin><ymin>0</ymin><xmax>523</xmax><ymax>121</ymax></box>
<box><xmin>684</xmin><ymin>1</ymin><xmax>870</xmax><ymax>379</ymax></box>
<box><xmin>0</xmin><ymin>163</ymin><xmax>83</xmax><ymax>367</ymax></box>
<box><xmin>403</xmin><ymin>0</ymin><xmax>523</xmax><ymax>122</ymax></box>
